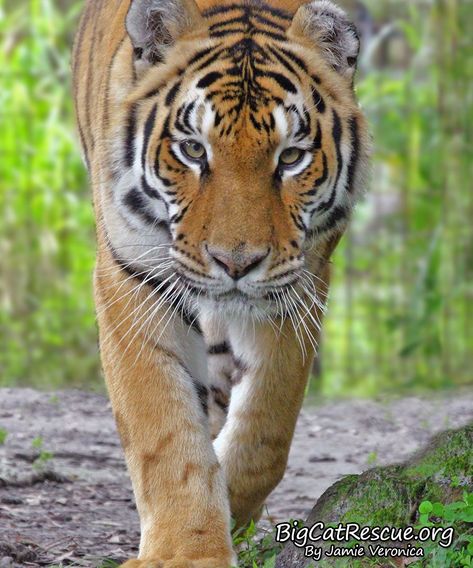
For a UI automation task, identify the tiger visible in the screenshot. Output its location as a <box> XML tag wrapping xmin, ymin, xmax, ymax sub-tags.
<box><xmin>72</xmin><ymin>0</ymin><xmax>369</xmax><ymax>565</ymax></box>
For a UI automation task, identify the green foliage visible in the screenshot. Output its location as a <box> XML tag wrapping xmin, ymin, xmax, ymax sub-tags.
<box><xmin>411</xmin><ymin>492</ymin><xmax>473</xmax><ymax>567</ymax></box>
<box><xmin>0</xmin><ymin>0</ymin><xmax>472</xmax><ymax>395</ymax></box>
<box><xmin>31</xmin><ymin>435</ymin><xmax>54</xmax><ymax>469</ymax></box>
<box><xmin>366</xmin><ymin>451</ymin><xmax>378</xmax><ymax>466</ymax></box>
<box><xmin>232</xmin><ymin>520</ymin><xmax>283</xmax><ymax>567</ymax></box>
<box><xmin>318</xmin><ymin>0</ymin><xmax>473</xmax><ymax>396</ymax></box>
<box><xmin>0</xmin><ymin>428</ymin><xmax>8</xmax><ymax>445</ymax></box>
<box><xmin>0</xmin><ymin>0</ymin><xmax>97</xmax><ymax>388</ymax></box>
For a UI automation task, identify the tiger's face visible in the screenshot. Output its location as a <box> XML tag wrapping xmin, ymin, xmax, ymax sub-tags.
<box><xmin>109</xmin><ymin>0</ymin><xmax>369</xmax><ymax>316</ymax></box>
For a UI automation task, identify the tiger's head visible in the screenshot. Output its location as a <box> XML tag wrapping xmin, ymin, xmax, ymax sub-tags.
<box><xmin>107</xmin><ymin>0</ymin><xmax>369</xmax><ymax>317</ymax></box>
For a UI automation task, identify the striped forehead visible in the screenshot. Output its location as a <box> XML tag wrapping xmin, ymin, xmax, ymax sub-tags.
<box><xmin>173</xmin><ymin>66</ymin><xmax>307</xmax><ymax>143</ymax></box>
<box><xmin>273</xmin><ymin>94</ymin><xmax>310</xmax><ymax>138</ymax></box>
<box><xmin>175</xmin><ymin>85</ymin><xmax>214</xmax><ymax>135</ymax></box>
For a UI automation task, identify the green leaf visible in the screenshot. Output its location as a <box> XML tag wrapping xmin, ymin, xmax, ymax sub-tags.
<box><xmin>459</xmin><ymin>511</ymin><xmax>473</xmax><ymax>523</ymax></box>
<box><xmin>419</xmin><ymin>513</ymin><xmax>430</xmax><ymax>525</ymax></box>
<box><xmin>0</xmin><ymin>429</ymin><xmax>7</xmax><ymax>445</ymax></box>
<box><xmin>445</xmin><ymin>502</ymin><xmax>467</xmax><ymax>512</ymax></box>
<box><xmin>419</xmin><ymin>501</ymin><xmax>433</xmax><ymax>514</ymax></box>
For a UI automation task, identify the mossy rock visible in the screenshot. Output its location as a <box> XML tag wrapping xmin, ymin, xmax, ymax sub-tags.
<box><xmin>275</xmin><ymin>424</ymin><xmax>472</xmax><ymax>567</ymax></box>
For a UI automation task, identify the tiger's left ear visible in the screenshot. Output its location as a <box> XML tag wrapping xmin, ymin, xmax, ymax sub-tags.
<box><xmin>287</xmin><ymin>0</ymin><xmax>360</xmax><ymax>81</ymax></box>
<box><xmin>126</xmin><ymin>0</ymin><xmax>206</xmax><ymax>65</ymax></box>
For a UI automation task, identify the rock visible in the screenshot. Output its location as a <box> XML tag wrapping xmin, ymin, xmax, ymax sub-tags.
<box><xmin>276</xmin><ymin>424</ymin><xmax>473</xmax><ymax>567</ymax></box>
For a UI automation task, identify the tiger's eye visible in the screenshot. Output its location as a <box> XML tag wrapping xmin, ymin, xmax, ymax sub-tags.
<box><xmin>180</xmin><ymin>140</ymin><xmax>206</xmax><ymax>160</ymax></box>
<box><xmin>279</xmin><ymin>147</ymin><xmax>304</xmax><ymax>167</ymax></box>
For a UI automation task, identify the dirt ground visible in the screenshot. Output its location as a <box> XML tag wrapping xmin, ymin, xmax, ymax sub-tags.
<box><xmin>1</xmin><ymin>388</ymin><xmax>472</xmax><ymax>567</ymax></box>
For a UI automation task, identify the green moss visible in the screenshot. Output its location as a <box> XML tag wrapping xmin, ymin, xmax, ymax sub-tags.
<box><xmin>338</xmin><ymin>467</ymin><xmax>412</xmax><ymax>526</ymax></box>
<box><xmin>404</xmin><ymin>426</ymin><xmax>473</xmax><ymax>484</ymax></box>
<box><xmin>334</xmin><ymin>428</ymin><xmax>473</xmax><ymax>528</ymax></box>
<box><xmin>277</xmin><ymin>425</ymin><xmax>473</xmax><ymax>567</ymax></box>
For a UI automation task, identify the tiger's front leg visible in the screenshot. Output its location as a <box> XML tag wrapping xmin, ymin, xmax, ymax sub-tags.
<box><xmin>213</xmin><ymin>311</ymin><xmax>321</xmax><ymax>527</ymax></box>
<box><xmin>95</xmin><ymin>255</ymin><xmax>235</xmax><ymax>568</ymax></box>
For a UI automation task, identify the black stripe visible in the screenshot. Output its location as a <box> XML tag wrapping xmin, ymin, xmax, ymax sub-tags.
<box><xmin>291</xmin><ymin>211</ymin><xmax>306</xmax><ymax>232</ymax></box>
<box><xmin>203</xmin><ymin>4</ymin><xmax>242</xmax><ymax>17</ymax></box>
<box><xmin>165</xmin><ymin>80</ymin><xmax>182</xmax><ymax>106</ymax></box>
<box><xmin>208</xmin><ymin>342</ymin><xmax>230</xmax><ymax>355</ymax></box>
<box><xmin>346</xmin><ymin>116</ymin><xmax>359</xmax><ymax>193</ymax></box>
<box><xmin>197</xmin><ymin>71</ymin><xmax>223</xmax><ymax>89</ymax></box>
<box><xmin>141</xmin><ymin>175</ymin><xmax>161</xmax><ymax>200</ymax></box>
<box><xmin>318</xmin><ymin>206</ymin><xmax>349</xmax><ymax>234</ymax></box>
<box><xmin>259</xmin><ymin>4</ymin><xmax>292</xmax><ymax>20</ymax></box>
<box><xmin>253</xmin><ymin>13</ymin><xmax>286</xmax><ymax>31</ymax></box>
<box><xmin>124</xmin><ymin>104</ymin><xmax>138</xmax><ymax>168</ymax></box>
<box><xmin>193</xmin><ymin>381</ymin><xmax>209</xmax><ymax>415</ymax></box>
<box><xmin>317</xmin><ymin>109</ymin><xmax>343</xmax><ymax>213</ymax></box>
<box><xmin>143</xmin><ymin>87</ymin><xmax>161</xmax><ymax>99</ymax></box>
<box><xmin>314</xmin><ymin>152</ymin><xmax>329</xmax><ymax>186</ymax></box>
<box><xmin>267</xmin><ymin>45</ymin><xmax>299</xmax><ymax>78</ymax></box>
<box><xmin>311</xmin><ymin>120</ymin><xmax>323</xmax><ymax>151</ymax></box>
<box><xmin>155</xmin><ymin>142</ymin><xmax>174</xmax><ymax>187</ymax></box>
<box><xmin>188</xmin><ymin>46</ymin><xmax>217</xmax><ymax>66</ymax></box>
<box><xmin>183</xmin><ymin>102</ymin><xmax>196</xmax><ymax>133</ymax></box>
<box><xmin>294</xmin><ymin>108</ymin><xmax>310</xmax><ymax>139</ymax></box>
<box><xmin>250</xmin><ymin>113</ymin><xmax>262</xmax><ymax>131</ymax></box>
<box><xmin>161</xmin><ymin>114</ymin><xmax>171</xmax><ymax>137</ymax></box>
<box><xmin>278</xmin><ymin>47</ymin><xmax>308</xmax><ymax>73</ymax></box>
<box><xmin>209</xmin><ymin>27</ymin><xmax>286</xmax><ymax>41</ymax></box>
<box><xmin>312</xmin><ymin>88</ymin><xmax>326</xmax><ymax>114</ymax></box>
<box><xmin>195</xmin><ymin>48</ymin><xmax>226</xmax><ymax>71</ymax></box>
<box><xmin>123</xmin><ymin>187</ymin><xmax>169</xmax><ymax>229</ymax></box>
<box><xmin>170</xmin><ymin>203</ymin><xmax>189</xmax><ymax>225</ymax></box>
<box><xmin>208</xmin><ymin>15</ymin><xmax>247</xmax><ymax>31</ymax></box>
<box><xmin>266</xmin><ymin>71</ymin><xmax>297</xmax><ymax>94</ymax></box>
<box><xmin>141</xmin><ymin>103</ymin><xmax>158</xmax><ymax>169</ymax></box>
<box><xmin>331</xmin><ymin>109</ymin><xmax>343</xmax><ymax>185</ymax></box>
<box><xmin>175</xmin><ymin>106</ymin><xmax>193</xmax><ymax>135</ymax></box>
<box><xmin>208</xmin><ymin>27</ymin><xmax>246</xmax><ymax>37</ymax></box>
<box><xmin>302</xmin><ymin>152</ymin><xmax>328</xmax><ymax>197</ymax></box>
<box><xmin>254</xmin><ymin>29</ymin><xmax>287</xmax><ymax>41</ymax></box>
<box><xmin>203</xmin><ymin>3</ymin><xmax>291</xmax><ymax>20</ymax></box>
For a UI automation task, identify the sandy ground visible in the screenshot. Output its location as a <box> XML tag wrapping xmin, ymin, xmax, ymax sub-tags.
<box><xmin>1</xmin><ymin>388</ymin><xmax>472</xmax><ymax>566</ymax></box>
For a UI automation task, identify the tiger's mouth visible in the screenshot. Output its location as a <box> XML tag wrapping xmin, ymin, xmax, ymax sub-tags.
<box><xmin>178</xmin><ymin>269</ymin><xmax>299</xmax><ymax>302</ymax></box>
<box><xmin>176</xmin><ymin>268</ymin><xmax>312</xmax><ymax>321</ymax></box>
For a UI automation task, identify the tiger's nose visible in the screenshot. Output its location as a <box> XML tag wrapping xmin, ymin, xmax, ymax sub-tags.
<box><xmin>207</xmin><ymin>245</ymin><xmax>270</xmax><ymax>280</ymax></box>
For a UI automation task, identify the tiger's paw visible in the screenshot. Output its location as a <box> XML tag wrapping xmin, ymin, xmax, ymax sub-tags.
<box><xmin>120</xmin><ymin>557</ymin><xmax>234</xmax><ymax>568</ymax></box>
<box><xmin>120</xmin><ymin>560</ymin><xmax>163</xmax><ymax>568</ymax></box>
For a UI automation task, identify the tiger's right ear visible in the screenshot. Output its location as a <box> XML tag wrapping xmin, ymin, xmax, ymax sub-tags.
<box><xmin>126</xmin><ymin>0</ymin><xmax>205</xmax><ymax>65</ymax></box>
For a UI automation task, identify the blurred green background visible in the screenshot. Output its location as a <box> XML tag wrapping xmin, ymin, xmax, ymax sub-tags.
<box><xmin>0</xmin><ymin>0</ymin><xmax>471</xmax><ymax>396</ymax></box>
